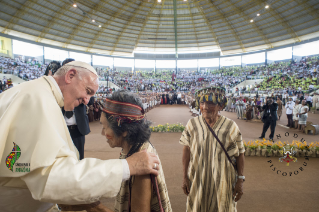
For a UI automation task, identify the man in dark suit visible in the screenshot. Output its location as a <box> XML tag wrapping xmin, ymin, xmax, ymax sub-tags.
<box><xmin>62</xmin><ymin>97</ymin><xmax>94</xmax><ymax>160</ymax></box>
<box><xmin>61</xmin><ymin>58</ymin><xmax>93</xmax><ymax>160</ymax></box>
<box><xmin>259</xmin><ymin>97</ymin><xmax>278</xmax><ymax>141</ymax></box>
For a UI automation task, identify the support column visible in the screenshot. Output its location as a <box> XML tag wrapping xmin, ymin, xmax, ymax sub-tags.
<box><xmin>173</xmin><ymin>0</ymin><xmax>178</xmax><ymax>63</ymax></box>
<box><xmin>265</xmin><ymin>51</ymin><xmax>267</xmax><ymax>66</ymax></box>
<box><xmin>42</xmin><ymin>46</ymin><xmax>45</xmax><ymax>64</ymax></box>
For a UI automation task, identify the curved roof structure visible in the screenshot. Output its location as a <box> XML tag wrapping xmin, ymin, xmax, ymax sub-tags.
<box><xmin>0</xmin><ymin>0</ymin><xmax>319</xmax><ymax>57</ymax></box>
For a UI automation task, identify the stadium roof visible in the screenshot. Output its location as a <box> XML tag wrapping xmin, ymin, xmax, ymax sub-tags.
<box><xmin>0</xmin><ymin>0</ymin><xmax>319</xmax><ymax>57</ymax></box>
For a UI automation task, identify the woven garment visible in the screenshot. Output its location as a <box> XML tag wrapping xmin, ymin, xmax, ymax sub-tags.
<box><xmin>180</xmin><ymin>115</ymin><xmax>245</xmax><ymax>212</ymax></box>
<box><xmin>298</xmin><ymin>106</ymin><xmax>309</xmax><ymax>125</ymax></box>
<box><xmin>236</xmin><ymin>101</ymin><xmax>245</xmax><ymax>118</ymax></box>
<box><xmin>114</xmin><ymin>142</ymin><xmax>172</xmax><ymax>212</ymax></box>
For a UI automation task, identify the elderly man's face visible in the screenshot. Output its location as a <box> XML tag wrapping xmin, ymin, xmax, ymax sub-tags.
<box><xmin>64</xmin><ymin>69</ymin><xmax>99</xmax><ymax>110</ymax></box>
<box><xmin>200</xmin><ymin>101</ymin><xmax>221</xmax><ymax>118</ymax></box>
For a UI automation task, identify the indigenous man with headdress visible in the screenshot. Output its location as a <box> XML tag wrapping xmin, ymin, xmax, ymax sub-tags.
<box><xmin>236</xmin><ymin>96</ymin><xmax>245</xmax><ymax>119</ymax></box>
<box><xmin>180</xmin><ymin>87</ymin><xmax>245</xmax><ymax>212</ymax></box>
<box><xmin>100</xmin><ymin>90</ymin><xmax>172</xmax><ymax>212</ymax></box>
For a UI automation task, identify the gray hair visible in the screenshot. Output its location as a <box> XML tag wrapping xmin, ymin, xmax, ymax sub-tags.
<box><xmin>102</xmin><ymin>90</ymin><xmax>152</xmax><ymax>146</ymax></box>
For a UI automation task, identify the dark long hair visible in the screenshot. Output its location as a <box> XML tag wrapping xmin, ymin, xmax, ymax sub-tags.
<box><xmin>44</xmin><ymin>61</ymin><xmax>61</xmax><ymax>76</ymax></box>
<box><xmin>102</xmin><ymin>90</ymin><xmax>152</xmax><ymax>156</ymax></box>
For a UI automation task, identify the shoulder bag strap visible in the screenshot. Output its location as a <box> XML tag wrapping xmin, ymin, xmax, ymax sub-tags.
<box><xmin>203</xmin><ymin>118</ymin><xmax>237</xmax><ymax>170</ymax></box>
<box><xmin>150</xmin><ymin>174</ymin><xmax>164</xmax><ymax>212</ymax></box>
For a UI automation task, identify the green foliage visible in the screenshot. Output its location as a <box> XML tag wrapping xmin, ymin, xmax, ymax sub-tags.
<box><xmin>150</xmin><ymin>123</ymin><xmax>185</xmax><ymax>133</ymax></box>
<box><xmin>271</xmin><ymin>144</ymin><xmax>280</xmax><ymax>151</ymax></box>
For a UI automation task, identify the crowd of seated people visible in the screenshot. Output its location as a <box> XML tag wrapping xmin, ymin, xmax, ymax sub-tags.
<box><xmin>2</xmin><ymin>53</ymin><xmax>319</xmax><ymax>99</ymax></box>
<box><xmin>255</xmin><ymin>57</ymin><xmax>319</xmax><ymax>94</ymax></box>
<box><xmin>0</xmin><ymin>56</ymin><xmax>46</xmax><ymax>81</ymax></box>
<box><xmin>101</xmin><ymin>67</ymin><xmax>248</xmax><ymax>96</ymax></box>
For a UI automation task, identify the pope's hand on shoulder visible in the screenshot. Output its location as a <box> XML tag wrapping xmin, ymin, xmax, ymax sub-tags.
<box><xmin>126</xmin><ymin>149</ymin><xmax>160</xmax><ymax>176</ymax></box>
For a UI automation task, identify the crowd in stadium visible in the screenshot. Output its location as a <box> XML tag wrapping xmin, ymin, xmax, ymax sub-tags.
<box><xmin>1</xmin><ymin>54</ymin><xmax>319</xmax><ymax>98</ymax></box>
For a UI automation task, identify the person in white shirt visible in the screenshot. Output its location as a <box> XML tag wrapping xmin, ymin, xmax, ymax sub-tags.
<box><xmin>293</xmin><ymin>100</ymin><xmax>301</xmax><ymax>129</ymax></box>
<box><xmin>306</xmin><ymin>95</ymin><xmax>312</xmax><ymax>108</ymax></box>
<box><xmin>285</xmin><ymin>98</ymin><xmax>295</xmax><ymax>128</ymax></box>
<box><xmin>309</xmin><ymin>84</ymin><xmax>314</xmax><ymax>90</ymax></box>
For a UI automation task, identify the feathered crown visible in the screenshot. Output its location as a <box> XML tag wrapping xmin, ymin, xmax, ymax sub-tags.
<box><xmin>194</xmin><ymin>87</ymin><xmax>228</xmax><ymax>110</ymax></box>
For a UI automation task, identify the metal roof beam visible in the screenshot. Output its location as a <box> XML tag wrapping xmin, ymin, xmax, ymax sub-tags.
<box><xmin>85</xmin><ymin>0</ymin><xmax>135</xmax><ymax>52</ymax></box>
<box><xmin>109</xmin><ymin>1</ymin><xmax>148</xmax><ymax>55</ymax></box>
<box><xmin>295</xmin><ymin>0</ymin><xmax>319</xmax><ymax>23</ymax></box>
<box><xmin>2</xmin><ymin>0</ymin><xmax>38</xmax><ymax>34</ymax></box>
<box><xmin>63</xmin><ymin>0</ymin><xmax>104</xmax><ymax>48</ymax></box>
<box><xmin>223</xmin><ymin>0</ymin><xmax>273</xmax><ymax>49</ymax></box>
<box><xmin>35</xmin><ymin>1</ymin><xmax>71</xmax><ymax>42</ymax></box>
<box><xmin>205</xmin><ymin>0</ymin><xmax>246</xmax><ymax>52</ymax></box>
<box><xmin>185</xmin><ymin>0</ymin><xmax>199</xmax><ymax>51</ymax></box>
<box><xmin>133</xmin><ymin>2</ymin><xmax>158</xmax><ymax>51</ymax></box>
<box><xmin>153</xmin><ymin>1</ymin><xmax>165</xmax><ymax>51</ymax></box>
<box><xmin>173</xmin><ymin>0</ymin><xmax>178</xmax><ymax>58</ymax></box>
<box><xmin>192</xmin><ymin>0</ymin><xmax>221</xmax><ymax>52</ymax></box>
<box><xmin>255</xmin><ymin>0</ymin><xmax>301</xmax><ymax>43</ymax></box>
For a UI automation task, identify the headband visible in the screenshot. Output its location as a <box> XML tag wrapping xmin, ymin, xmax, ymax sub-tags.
<box><xmin>102</xmin><ymin>98</ymin><xmax>145</xmax><ymax>126</ymax></box>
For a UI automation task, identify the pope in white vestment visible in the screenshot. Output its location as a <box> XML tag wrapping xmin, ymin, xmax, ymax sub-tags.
<box><xmin>0</xmin><ymin>76</ymin><xmax>123</xmax><ymax>212</ymax></box>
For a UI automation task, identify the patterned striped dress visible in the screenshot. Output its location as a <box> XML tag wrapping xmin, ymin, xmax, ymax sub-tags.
<box><xmin>114</xmin><ymin>142</ymin><xmax>172</xmax><ymax>212</ymax></box>
<box><xmin>180</xmin><ymin>115</ymin><xmax>245</xmax><ymax>212</ymax></box>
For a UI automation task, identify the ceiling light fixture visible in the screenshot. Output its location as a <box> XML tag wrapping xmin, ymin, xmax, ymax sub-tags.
<box><xmin>257</xmin><ymin>13</ymin><xmax>260</xmax><ymax>16</ymax></box>
<box><xmin>92</xmin><ymin>19</ymin><xmax>95</xmax><ymax>22</ymax></box>
<box><xmin>250</xmin><ymin>19</ymin><xmax>254</xmax><ymax>23</ymax></box>
<box><xmin>265</xmin><ymin>5</ymin><xmax>269</xmax><ymax>9</ymax></box>
<box><xmin>99</xmin><ymin>25</ymin><xmax>101</xmax><ymax>27</ymax></box>
<box><xmin>73</xmin><ymin>3</ymin><xmax>77</xmax><ymax>7</ymax></box>
<box><xmin>157</xmin><ymin>0</ymin><xmax>161</xmax><ymax>2</ymax></box>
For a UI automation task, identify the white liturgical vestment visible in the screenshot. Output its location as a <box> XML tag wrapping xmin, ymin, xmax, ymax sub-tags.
<box><xmin>0</xmin><ymin>76</ymin><xmax>123</xmax><ymax>212</ymax></box>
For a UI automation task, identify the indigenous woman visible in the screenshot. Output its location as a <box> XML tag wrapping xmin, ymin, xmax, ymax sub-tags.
<box><xmin>293</xmin><ymin>100</ymin><xmax>301</xmax><ymax>129</ymax></box>
<box><xmin>297</xmin><ymin>100</ymin><xmax>309</xmax><ymax>133</ymax></box>
<box><xmin>100</xmin><ymin>90</ymin><xmax>172</xmax><ymax>212</ymax></box>
<box><xmin>276</xmin><ymin>97</ymin><xmax>283</xmax><ymax>120</ymax></box>
<box><xmin>180</xmin><ymin>87</ymin><xmax>245</xmax><ymax>212</ymax></box>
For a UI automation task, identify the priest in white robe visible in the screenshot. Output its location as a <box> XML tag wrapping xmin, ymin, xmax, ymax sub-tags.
<box><xmin>0</xmin><ymin>61</ymin><xmax>160</xmax><ymax>212</ymax></box>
